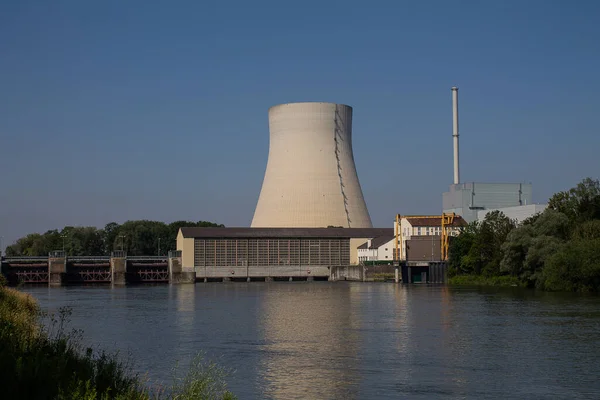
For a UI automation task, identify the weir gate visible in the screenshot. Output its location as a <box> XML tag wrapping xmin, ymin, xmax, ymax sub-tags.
<box><xmin>0</xmin><ymin>251</ymin><xmax>194</xmax><ymax>286</ymax></box>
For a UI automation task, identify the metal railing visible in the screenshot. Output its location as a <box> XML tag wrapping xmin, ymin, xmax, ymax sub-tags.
<box><xmin>3</xmin><ymin>253</ymin><xmax>179</xmax><ymax>262</ymax></box>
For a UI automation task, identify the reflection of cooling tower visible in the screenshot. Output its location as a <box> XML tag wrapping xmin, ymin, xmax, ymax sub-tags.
<box><xmin>252</xmin><ymin>102</ymin><xmax>373</xmax><ymax>228</ymax></box>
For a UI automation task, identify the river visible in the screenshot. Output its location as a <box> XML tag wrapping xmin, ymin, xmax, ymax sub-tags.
<box><xmin>23</xmin><ymin>283</ymin><xmax>600</xmax><ymax>399</ymax></box>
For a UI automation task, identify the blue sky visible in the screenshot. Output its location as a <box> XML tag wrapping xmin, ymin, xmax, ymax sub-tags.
<box><xmin>1</xmin><ymin>0</ymin><xmax>599</xmax><ymax>248</ymax></box>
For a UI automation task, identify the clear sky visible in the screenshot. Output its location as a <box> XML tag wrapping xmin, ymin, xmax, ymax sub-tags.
<box><xmin>1</xmin><ymin>0</ymin><xmax>599</xmax><ymax>249</ymax></box>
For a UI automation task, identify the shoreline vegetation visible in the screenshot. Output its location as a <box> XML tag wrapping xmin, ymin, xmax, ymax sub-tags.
<box><xmin>0</xmin><ymin>279</ymin><xmax>236</xmax><ymax>400</ymax></box>
<box><xmin>5</xmin><ymin>220</ymin><xmax>224</xmax><ymax>257</ymax></box>
<box><xmin>448</xmin><ymin>177</ymin><xmax>600</xmax><ymax>292</ymax></box>
<box><xmin>448</xmin><ymin>274</ymin><xmax>524</xmax><ymax>287</ymax></box>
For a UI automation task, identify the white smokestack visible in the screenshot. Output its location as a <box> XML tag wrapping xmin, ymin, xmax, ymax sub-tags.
<box><xmin>451</xmin><ymin>86</ymin><xmax>460</xmax><ymax>185</ymax></box>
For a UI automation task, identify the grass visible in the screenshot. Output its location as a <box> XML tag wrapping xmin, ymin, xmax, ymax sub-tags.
<box><xmin>370</xmin><ymin>273</ymin><xmax>396</xmax><ymax>282</ymax></box>
<box><xmin>448</xmin><ymin>274</ymin><xmax>525</xmax><ymax>287</ymax></box>
<box><xmin>0</xmin><ymin>283</ymin><xmax>237</xmax><ymax>400</ymax></box>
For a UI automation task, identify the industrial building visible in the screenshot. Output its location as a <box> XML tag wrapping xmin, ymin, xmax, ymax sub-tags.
<box><xmin>443</xmin><ymin>87</ymin><xmax>538</xmax><ymax>223</ymax></box>
<box><xmin>443</xmin><ymin>182</ymin><xmax>533</xmax><ymax>223</ymax></box>
<box><xmin>177</xmin><ymin>227</ymin><xmax>392</xmax><ymax>280</ymax></box>
<box><xmin>477</xmin><ymin>204</ymin><xmax>547</xmax><ymax>223</ymax></box>
<box><xmin>395</xmin><ymin>215</ymin><xmax>466</xmax><ymax>260</ymax></box>
<box><xmin>252</xmin><ymin>102</ymin><xmax>373</xmax><ymax>228</ymax></box>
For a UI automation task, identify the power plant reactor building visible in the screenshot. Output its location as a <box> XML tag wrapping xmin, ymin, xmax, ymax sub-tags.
<box><xmin>251</xmin><ymin>102</ymin><xmax>373</xmax><ymax>228</ymax></box>
<box><xmin>442</xmin><ymin>87</ymin><xmax>537</xmax><ymax>223</ymax></box>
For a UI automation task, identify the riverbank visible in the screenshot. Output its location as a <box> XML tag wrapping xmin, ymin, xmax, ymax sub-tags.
<box><xmin>448</xmin><ymin>274</ymin><xmax>525</xmax><ymax>287</ymax></box>
<box><xmin>0</xmin><ymin>283</ymin><xmax>236</xmax><ymax>400</ymax></box>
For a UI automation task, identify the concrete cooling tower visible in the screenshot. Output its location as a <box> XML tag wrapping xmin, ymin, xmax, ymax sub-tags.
<box><xmin>251</xmin><ymin>102</ymin><xmax>373</xmax><ymax>228</ymax></box>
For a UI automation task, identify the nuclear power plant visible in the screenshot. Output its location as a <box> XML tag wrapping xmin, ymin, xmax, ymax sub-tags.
<box><xmin>442</xmin><ymin>86</ymin><xmax>540</xmax><ymax>223</ymax></box>
<box><xmin>171</xmin><ymin>88</ymin><xmax>544</xmax><ymax>282</ymax></box>
<box><xmin>251</xmin><ymin>102</ymin><xmax>373</xmax><ymax>228</ymax></box>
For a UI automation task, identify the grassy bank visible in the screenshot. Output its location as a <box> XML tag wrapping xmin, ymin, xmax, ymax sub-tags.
<box><xmin>0</xmin><ymin>282</ymin><xmax>236</xmax><ymax>399</ymax></box>
<box><xmin>448</xmin><ymin>274</ymin><xmax>525</xmax><ymax>287</ymax></box>
<box><xmin>370</xmin><ymin>273</ymin><xmax>396</xmax><ymax>282</ymax></box>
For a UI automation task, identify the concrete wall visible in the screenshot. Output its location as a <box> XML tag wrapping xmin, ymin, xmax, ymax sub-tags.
<box><xmin>48</xmin><ymin>256</ymin><xmax>66</xmax><ymax>286</ymax></box>
<box><xmin>111</xmin><ymin>256</ymin><xmax>127</xmax><ymax>285</ymax></box>
<box><xmin>252</xmin><ymin>102</ymin><xmax>372</xmax><ymax>228</ymax></box>
<box><xmin>477</xmin><ymin>204</ymin><xmax>547</xmax><ymax>223</ymax></box>
<box><xmin>197</xmin><ymin>265</ymin><xmax>331</xmax><ymax>279</ymax></box>
<box><xmin>350</xmin><ymin>238</ymin><xmax>368</xmax><ymax>265</ymax></box>
<box><xmin>177</xmin><ymin>230</ymin><xmax>195</xmax><ymax>269</ymax></box>
<box><xmin>330</xmin><ymin>265</ymin><xmax>363</xmax><ymax>281</ymax></box>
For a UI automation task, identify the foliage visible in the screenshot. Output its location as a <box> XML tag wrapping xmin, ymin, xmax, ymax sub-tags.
<box><xmin>539</xmin><ymin>238</ymin><xmax>600</xmax><ymax>292</ymax></box>
<box><xmin>0</xmin><ymin>286</ymin><xmax>236</xmax><ymax>399</ymax></box>
<box><xmin>5</xmin><ymin>220</ymin><xmax>224</xmax><ymax>257</ymax></box>
<box><xmin>448</xmin><ymin>212</ymin><xmax>516</xmax><ymax>277</ymax></box>
<box><xmin>449</xmin><ymin>177</ymin><xmax>600</xmax><ymax>292</ymax></box>
<box><xmin>448</xmin><ymin>274</ymin><xmax>524</xmax><ymax>287</ymax></box>
<box><xmin>548</xmin><ymin>177</ymin><xmax>600</xmax><ymax>224</ymax></box>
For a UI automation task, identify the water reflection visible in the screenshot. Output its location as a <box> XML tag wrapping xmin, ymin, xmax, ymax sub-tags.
<box><xmin>20</xmin><ymin>283</ymin><xmax>600</xmax><ymax>400</ymax></box>
<box><xmin>258</xmin><ymin>283</ymin><xmax>360</xmax><ymax>400</ymax></box>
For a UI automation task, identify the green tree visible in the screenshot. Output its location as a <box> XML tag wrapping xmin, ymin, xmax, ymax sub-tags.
<box><xmin>448</xmin><ymin>222</ymin><xmax>478</xmax><ymax>275</ymax></box>
<box><xmin>572</xmin><ymin>220</ymin><xmax>600</xmax><ymax>241</ymax></box>
<box><xmin>5</xmin><ymin>219</ymin><xmax>223</xmax><ymax>257</ymax></box>
<box><xmin>548</xmin><ymin>177</ymin><xmax>600</xmax><ymax>224</ymax></box>
<box><xmin>102</xmin><ymin>222</ymin><xmax>121</xmax><ymax>254</ymax></box>
<box><xmin>540</xmin><ymin>238</ymin><xmax>600</xmax><ymax>292</ymax></box>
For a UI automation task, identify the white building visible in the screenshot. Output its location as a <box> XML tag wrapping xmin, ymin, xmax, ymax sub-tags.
<box><xmin>357</xmin><ymin>236</ymin><xmax>395</xmax><ymax>263</ymax></box>
<box><xmin>443</xmin><ymin>182</ymin><xmax>533</xmax><ymax>223</ymax></box>
<box><xmin>477</xmin><ymin>204</ymin><xmax>547</xmax><ymax>224</ymax></box>
<box><xmin>393</xmin><ymin>216</ymin><xmax>466</xmax><ymax>260</ymax></box>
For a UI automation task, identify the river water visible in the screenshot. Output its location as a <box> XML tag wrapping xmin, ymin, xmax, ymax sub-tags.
<box><xmin>23</xmin><ymin>283</ymin><xmax>600</xmax><ymax>399</ymax></box>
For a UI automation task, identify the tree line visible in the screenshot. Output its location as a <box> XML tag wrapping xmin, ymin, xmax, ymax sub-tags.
<box><xmin>448</xmin><ymin>177</ymin><xmax>600</xmax><ymax>292</ymax></box>
<box><xmin>5</xmin><ymin>220</ymin><xmax>224</xmax><ymax>257</ymax></box>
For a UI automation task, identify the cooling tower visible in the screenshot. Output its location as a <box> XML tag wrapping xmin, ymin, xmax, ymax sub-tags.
<box><xmin>251</xmin><ymin>102</ymin><xmax>373</xmax><ymax>228</ymax></box>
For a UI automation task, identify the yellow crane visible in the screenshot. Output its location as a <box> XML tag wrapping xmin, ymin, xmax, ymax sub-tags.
<box><xmin>394</xmin><ymin>212</ymin><xmax>456</xmax><ymax>262</ymax></box>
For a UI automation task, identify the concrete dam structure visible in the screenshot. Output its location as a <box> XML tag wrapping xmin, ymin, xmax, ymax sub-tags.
<box><xmin>252</xmin><ymin>102</ymin><xmax>373</xmax><ymax>228</ymax></box>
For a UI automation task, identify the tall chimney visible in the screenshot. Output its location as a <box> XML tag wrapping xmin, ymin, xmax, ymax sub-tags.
<box><xmin>451</xmin><ymin>86</ymin><xmax>460</xmax><ymax>185</ymax></box>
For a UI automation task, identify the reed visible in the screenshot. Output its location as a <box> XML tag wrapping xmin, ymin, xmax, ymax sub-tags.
<box><xmin>0</xmin><ymin>282</ymin><xmax>236</xmax><ymax>399</ymax></box>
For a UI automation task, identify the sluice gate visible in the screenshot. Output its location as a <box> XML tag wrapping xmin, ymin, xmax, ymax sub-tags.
<box><xmin>0</xmin><ymin>251</ymin><xmax>188</xmax><ymax>286</ymax></box>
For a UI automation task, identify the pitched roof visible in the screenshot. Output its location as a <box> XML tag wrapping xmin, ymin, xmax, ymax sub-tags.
<box><xmin>404</xmin><ymin>216</ymin><xmax>467</xmax><ymax>227</ymax></box>
<box><xmin>369</xmin><ymin>235</ymin><xmax>396</xmax><ymax>249</ymax></box>
<box><xmin>180</xmin><ymin>227</ymin><xmax>393</xmax><ymax>239</ymax></box>
<box><xmin>357</xmin><ymin>235</ymin><xmax>396</xmax><ymax>250</ymax></box>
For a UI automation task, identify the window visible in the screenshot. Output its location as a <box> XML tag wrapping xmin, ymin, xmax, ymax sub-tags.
<box><xmin>417</xmin><ymin>227</ymin><xmax>421</xmax><ymax>235</ymax></box>
<box><xmin>385</xmin><ymin>255</ymin><xmax>388</xmax><ymax>259</ymax></box>
<box><xmin>385</xmin><ymin>248</ymin><xmax>388</xmax><ymax>251</ymax></box>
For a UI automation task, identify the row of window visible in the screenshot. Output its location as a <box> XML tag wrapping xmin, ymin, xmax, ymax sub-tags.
<box><xmin>402</xmin><ymin>227</ymin><xmax>442</xmax><ymax>236</ymax></box>
<box><xmin>358</xmin><ymin>255</ymin><xmax>389</xmax><ymax>261</ymax></box>
<box><xmin>194</xmin><ymin>238</ymin><xmax>351</xmax><ymax>267</ymax></box>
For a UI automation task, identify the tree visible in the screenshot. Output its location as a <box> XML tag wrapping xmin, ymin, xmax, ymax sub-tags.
<box><xmin>448</xmin><ymin>222</ymin><xmax>479</xmax><ymax>275</ymax></box>
<box><xmin>499</xmin><ymin>209</ymin><xmax>570</xmax><ymax>285</ymax></box>
<box><xmin>541</xmin><ymin>238</ymin><xmax>600</xmax><ymax>292</ymax></box>
<box><xmin>548</xmin><ymin>177</ymin><xmax>600</xmax><ymax>224</ymax></box>
<box><xmin>102</xmin><ymin>222</ymin><xmax>121</xmax><ymax>254</ymax></box>
<box><xmin>4</xmin><ymin>219</ymin><xmax>223</xmax><ymax>256</ymax></box>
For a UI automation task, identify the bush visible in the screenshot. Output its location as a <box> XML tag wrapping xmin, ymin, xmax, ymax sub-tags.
<box><xmin>0</xmin><ymin>286</ymin><xmax>236</xmax><ymax>399</ymax></box>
